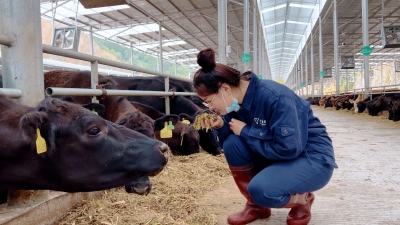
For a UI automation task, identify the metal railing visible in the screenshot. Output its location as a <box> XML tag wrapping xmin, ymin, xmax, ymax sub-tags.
<box><xmin>46</xmin><ymin>88</ymin><xmax>196</xmax><ymax>97</ymax></box>
<box><xmin>0</xmin><ymin>88</ymin><xmax>23</xmax><ymax>98</ymax></box>
<box><xmin>0</xmin><ymin>35</ymin><xmax>197</xmax><ymax>110</ymax></box>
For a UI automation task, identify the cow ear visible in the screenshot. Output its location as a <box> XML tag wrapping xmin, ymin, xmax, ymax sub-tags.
<box><xmin>82</xmin><ymin>103</ymin><xmax>105</xmax><ymax>118</ymax></box>
<box><xmin>178</xmin><ymin>113</ymin><xmax>194</xmax><ymax>124</ymax></box>
<box><xmin>154</xmin><ymin>114</ymin><xmax>179</xmax><ymax>131</ymax></box>
<box><xmin>60</xmin><ymin>96</ymin><xmax>75</xmax><ymax>103</ymax></box>
<box><xmin>20</xmin><ymin>111</ymin><xmax>49</xmax><ymax>142</ymax></box>
<box><xmin>19</xmin><ymin>111</ymin><xmax>57</xmax><ymax>154</ymax></box>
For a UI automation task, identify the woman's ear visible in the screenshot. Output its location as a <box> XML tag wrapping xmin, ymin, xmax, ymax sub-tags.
<box><xmin>220</xmin><ymin>83</ymin><xmax>232</xmax><ymax>94</ymax></box>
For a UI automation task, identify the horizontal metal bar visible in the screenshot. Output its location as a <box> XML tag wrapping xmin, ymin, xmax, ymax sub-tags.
<box><xmin>42</xmin><ymin>44</ymin><xmax>193</xmax><ymax>83</ymax></box>
<box><xmin>41</xmin><ymin>0</ymin><xmax>72</xmax><ymax>16</ymax></box>
<box><xmin>0</xmin><ymin>88</ymin><xmax>22</xmax><ymax>98</ymax></box>
<box><xmin>0</xmin><ymin>34</ymin><xmax>13</xmax><ymax>47</ymax></box>
<box><xmin>46</xmin><ymin>87</ymin><xmax>197</xmax><ymax>97</ymax></box>
<box><xmin>229</xmin><ymin>0</ymin><xmax>243</xmax><ymax>6</ymax></box>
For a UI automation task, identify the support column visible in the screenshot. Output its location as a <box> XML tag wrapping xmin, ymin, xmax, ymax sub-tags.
<box><xmin>300</xmin><ymin>52</ymin><xmax>304</xmax><ymax>97</ymax></box>
<box><xmin>89</xmin><ymin>26</ymin><xmax>99</xmax><ymax>104</ymax></box>
<box><xmin>130</xmin><ymin>43</ymin><xmax>134</xmax><ymax>76</ymax></box>
<box><xmin>333</xmin><ymin>0</ymin><xmax>339</xmax><ymax>96</ymax></box>
<box><xmin>159</xmin><ymin>22</ymin><xmax>170</xmax><ymax>114</ymax></box>
<box><xmin>346</xmin><ymin>69</ymin><xmax>349</xmax><ymax>92</ymax></box>
<box><xmin>90</xmin><ymin>26</ymin><xmax>94</xmax><ymax>56</ymax></box>
<box><xmin>262</xmin><ymin>43</ymin><xmax>265</xmax><ymax>78</ymax></box>
<box><xmin>293</xmin><ymin>61</ymin><xmax>299</xmax><ymax>94</ymax></box>
<box><xmin>380</xmin><ymin>61</ymin><xmax>383</xmax><ymax>87</ymax></box>
<box><xmin>311</xmin><ymin>23</ymin><xmax>315</xmax><ymax>97</ymax></box>
<box><xmin>258</xmin><ymin>24</ymin><xmax>262</xmax><ymax>76</ymax></box>
<box><xmin>319</xmin><ymin>12</ymin><xmax>324</xmax><ymax>97</ymax></box>
<box><xmin>91</xmin><ymin>61</ymin><xmax>99</xmax><ymax>103</ymax></box>
<box><xmin>243</xmin><ymin>0</ymin><xmax>249</xmax><ymax>71</ymax></box>
<box><xmin>252</xmin><ymin>5</ymin><xmax>258</xmax><ymax>74</ymax></box>
<box><xmin>218</xmin><ymin>0</ymin><xmax>227</xmax><ymax>64</ymax></box>
<box><xmin>0</xmin><ymin>0</ymin><xmax>48</xmax><ymax>206</ymax></box>
<box><xmin>362</xmin><ymin>0</ymin><xmax>370</xmax><ymax>97</ymax></box>
<box><xmin>305</xmin><ymin>46</ymin><xmax>309</xmax><ymax>97</ymax></box>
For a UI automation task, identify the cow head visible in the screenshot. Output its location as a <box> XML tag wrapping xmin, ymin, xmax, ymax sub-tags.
<box><xmin>193</xmin><ymin>110</ymin><xmax>223</xmax><ymax>156</ymax></box>
<box><xmin>115</xmin><ymin>111</ymin><xmax>155</xmax><ymax>138</ymax></box>
<box><xmin>154</xmin><ymin>114</ymin><xmax>200</xmax><ymax>155</ymax></box>
<box><xmin>357</xmin><ymin>101</ymin><xmax>367</xmax><ymax>113</ymax></box>
<box><xmin>392</xmin><ymin>100</ymin><xmax>400</xmax><ymax>121</ymax></box>
<box><xmin>17</xmin><ymin>98</ymin><xmax>167</xmax><ymax>192</ymax></box>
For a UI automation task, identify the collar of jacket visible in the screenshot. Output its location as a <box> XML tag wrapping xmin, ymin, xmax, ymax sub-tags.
<box><xmin>241</xmin><ymin>72</ymin><xmax>260</xmax><ymax>111</ymax></box>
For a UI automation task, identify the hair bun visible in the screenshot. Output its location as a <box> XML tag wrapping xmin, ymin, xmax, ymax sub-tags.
<box><xmin>197</xmin><ymin>48</ymin><xmax>216</xmax><ymax>72</ymax></box>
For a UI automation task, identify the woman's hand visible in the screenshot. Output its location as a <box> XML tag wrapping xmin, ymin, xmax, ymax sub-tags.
<box><xmin>228</xmin><ymin>118</ymin><xmax>246</xmax><ymax>135</ymax></box>
<box><xmin>199</xmin><ymin>115</ymin><xmax>224</xmax><ymax>129</ymax></box>
<box><xmin>194</xmin><ymin>113</ymin><xmax>223</xmax><ymax>131</ymax></box>
<box><xmin>210</xmin><ymin>116</ymin><xmax>224</xmax><ymax>129</ymax></box>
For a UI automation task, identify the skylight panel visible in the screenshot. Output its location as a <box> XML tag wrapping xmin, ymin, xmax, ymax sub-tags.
<box><xmin>287</xmin><ymin>20</ymin><xmax>310</xmax><ymax>25</ymax></box>
<box><xmin>176</xmin><ymin>58</ymin><xmax>197</xmax><ymax>62</ymax></box>
<box><xmin>134</xmin><ymin>40</ymin><xmax>187</xmax><ymax>50</ymax></box>
<box><xmin>163</xmin><ymin>49</ymin><xmax>199</xmax><ymax>57</ymax></box>
<box><xmin>95</xmin><ymin>23</ymin><xmax>163</xmax><ymax>38</ymax></box>
<box><xmin>261</xmin><ymin>4</ymin><xmax>286</xmax><ymax>14</ymax></box>
<box><xmin>289</xmin><ymin>3</ymin><xmax>316</xmax><ymax>9</ymax></box>
<box><xmin>264</xmin><ymin>21</ymin><xmax>285</xmax><ymax>28</ymax></box>
<box><xmin>286</xmin><ymin>33</ymin><xmax>304</xmax><ymax>37</ymax></box>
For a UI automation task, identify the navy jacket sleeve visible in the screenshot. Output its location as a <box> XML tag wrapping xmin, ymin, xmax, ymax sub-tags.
<box><xmin>240</xmin><ymin>95</ymin><xmax>305</xmax><ymax>160</ymax></box>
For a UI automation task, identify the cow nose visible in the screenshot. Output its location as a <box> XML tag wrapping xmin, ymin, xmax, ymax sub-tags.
<box><xmin>159</xmin><ymin>143</ymin><xmax>168</xmax><ymax>153</ymax></box>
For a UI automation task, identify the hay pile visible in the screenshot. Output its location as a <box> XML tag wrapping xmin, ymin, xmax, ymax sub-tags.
<box><xmin>57</xmin><ymin>152</ymin><xmax>231</xmax><ymax>225</ymax></box>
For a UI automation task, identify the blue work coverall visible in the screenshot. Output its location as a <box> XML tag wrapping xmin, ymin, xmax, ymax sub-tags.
<box><xmin>215</xmin><ymin>73</ymin><xmax>337</xmax><ymax>208</ymax></box>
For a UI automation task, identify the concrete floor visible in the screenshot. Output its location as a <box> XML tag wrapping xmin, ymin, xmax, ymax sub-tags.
<box><xmin>202</xmin><ymin>105</ymin><xmax>400</xmax><ymax>225</ymax></box>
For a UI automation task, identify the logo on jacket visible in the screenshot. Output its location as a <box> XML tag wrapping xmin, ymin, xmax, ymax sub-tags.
<box><xmin>254</xmin><ymin>118</ymin><xmax>266</xmax><ymax>126</ymax></box>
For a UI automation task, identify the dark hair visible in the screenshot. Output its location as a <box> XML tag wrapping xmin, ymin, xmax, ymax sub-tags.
<box><xmin>192</xmin><ymin>48</ymin><xmax>241</xmax><ymax>96</ymax></box>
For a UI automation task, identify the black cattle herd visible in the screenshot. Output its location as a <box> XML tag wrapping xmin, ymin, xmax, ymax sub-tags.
<box><xmin>307</xmin><ymin>92</ymin><xmax>400</xmax><ymax>121</ymax></box>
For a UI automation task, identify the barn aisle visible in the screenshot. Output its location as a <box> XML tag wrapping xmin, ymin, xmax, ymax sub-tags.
<box><xmin>197</xmin><ymin>105</ymin><xmax>400</xmax><ymax>225</ymax></box>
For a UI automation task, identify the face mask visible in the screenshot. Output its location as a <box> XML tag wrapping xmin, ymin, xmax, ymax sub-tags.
<box><xmin>221</xmin><ymin>90</ymin><xmax>240</xmax><ymax>113</ymax></box>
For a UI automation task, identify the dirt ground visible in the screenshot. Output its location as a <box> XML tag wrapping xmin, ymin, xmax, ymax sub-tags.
<box><xmin>58</xmin><ymin>105</ymin><xmax>400</xmax><ymax>225</ymax></box>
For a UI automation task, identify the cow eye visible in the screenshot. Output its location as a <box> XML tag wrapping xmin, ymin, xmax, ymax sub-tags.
<box><xmin>87</xmin><ymin>127</ymin><xmax>101</xmax><ymax>136</ymax></box>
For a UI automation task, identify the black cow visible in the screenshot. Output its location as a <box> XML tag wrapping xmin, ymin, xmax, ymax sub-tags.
<box><xmin>129</xmin><ymin>101</ymin><xmax>200</xmax><ymax>156</ymax></box>
<box><xmin>111</xmin><ymin>77</ymin><xmax>222</xmax><ymax>156</ymax></box>
<box><xmin>369</xmin><ymin>95</ymin><xmax>400</xmax><ymax>117</ymax></box>
<box><xmin>0</xmin><ymin>94</ymin><xmax>167</xmax><ymax>192</ymax></box>
<box><xmin>391</xmin><ymin>100</ymin><xmax>400</xmax><ymax>121</ymax></box>
<box><xmin>45</xmin><ymin>71</ymin><xmax>164</xmax><ymax>196</ymax></box>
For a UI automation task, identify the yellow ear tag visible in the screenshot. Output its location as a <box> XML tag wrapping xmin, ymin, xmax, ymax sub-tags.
<box><xmin>160</xmin><ymin>122</ymin><xmax>172</xmax><ymax>138</ymax></box>
<box><xmin>35</xmin><ymin>128</ymin><xmax>47</xmax><ymax>154</ymax></box>
<box><xmin>91</xmin><ymin>109</ymin><xmax>98</xmax><ymax>115</ymax></box>
<box><xmin>182</xmin><ymin>119</ymin><xmax>190</xmax><ymax>124</ymax></box>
